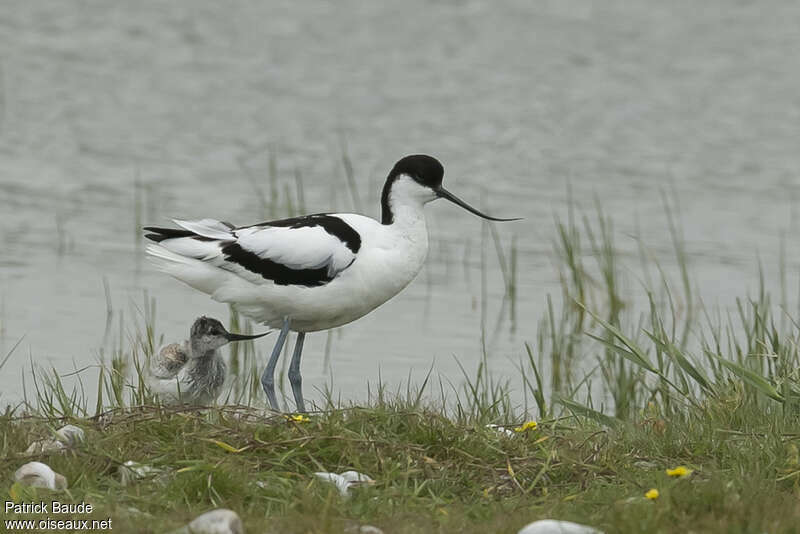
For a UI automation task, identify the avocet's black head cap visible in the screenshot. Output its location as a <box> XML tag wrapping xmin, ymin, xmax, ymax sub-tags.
<box><xmin>382</xmin><ymin>154</ymin><xmax>521</xmax><ymax>224</ymax></box>
<box><xmin>388</xmin><ymin>154</ymin><xmax>444</xmax><ymax>189</ymax></box>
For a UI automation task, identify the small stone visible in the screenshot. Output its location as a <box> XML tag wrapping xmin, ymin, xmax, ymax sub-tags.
<box><xmin>518</xmin><ymin>520</ymin><xmax>603</xmax><ymax>534</ymax></box>
<box><xmin>14</xmin><ymin>461</ymin><xmax>68</xmax><ymax>490</ymax></box>
<box><xmin>184</xmin><ymin>509</ymin><xmax>243</xmax><ymax>534</ymax></box>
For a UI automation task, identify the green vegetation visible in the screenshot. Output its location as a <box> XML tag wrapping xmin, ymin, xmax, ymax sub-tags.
<box><xmin>3</xmin><ymin>204</ymin><xmax>800</xmax><ymax>533</ymax></box>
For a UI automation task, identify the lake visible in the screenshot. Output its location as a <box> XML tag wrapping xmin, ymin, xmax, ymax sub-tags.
<box><xmin>2</xmin><ymin>0</ymin><xmax>799</xmax><ymax>408</ymax></box>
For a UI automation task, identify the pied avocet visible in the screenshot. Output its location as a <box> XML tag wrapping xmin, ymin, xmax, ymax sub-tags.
<box><xmin>144</xmin><ymin>154</ymin><xmax>518</xmax><ymax>412</ymax></box>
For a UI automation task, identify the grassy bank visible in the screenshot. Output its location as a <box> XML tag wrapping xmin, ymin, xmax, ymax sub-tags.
<box><xmin>4</xmin><ymin>205</ymin><xmax>800</xmax><ymax>532</ymax></box>
<box><xmin>2</xmin><ymin>399</ymin><xmax>800</xmax><ymax>533</ymax></box>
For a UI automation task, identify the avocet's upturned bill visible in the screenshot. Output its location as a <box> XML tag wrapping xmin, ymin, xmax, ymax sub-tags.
<box><xmin>144</xmin><ymin>154</ymin><xmax>520</xmax><ymax>412</ymax></box>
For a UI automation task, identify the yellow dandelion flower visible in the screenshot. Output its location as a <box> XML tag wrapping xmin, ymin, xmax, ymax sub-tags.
<box><xmin>287</xmin><ymin>414</ymin><xmax>310</xmax><ymax>423</ymax></box>
<box><xmin>513</xmin><ymin>420</ymin><xmax>538</xmax><ymax>432</ymax></box>
<box><xmin>666</xmin><ymin>466</ymin><xmax>693</xmax><ymax>478</ymax></box>
<box><xmin>645</xmin><ymin>488</ymin><xmax>659</xmax><ymax>500</ymax></box>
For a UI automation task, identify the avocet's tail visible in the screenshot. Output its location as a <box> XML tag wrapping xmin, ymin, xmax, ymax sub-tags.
<box><xmin>144</xmin><ymin>218</ymin><xmax>236</xmax><ymax>243</ymax></box>
<box><xmin>143</xmin><ymin>219</ymin><xmax>236</xmax><ymax>295</ymax></box>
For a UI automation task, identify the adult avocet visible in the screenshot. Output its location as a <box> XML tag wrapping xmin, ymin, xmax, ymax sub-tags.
<box><xmin>144</xmin><ymin>154</ymin><xmax>518</xmax><ymax>412</ymax></box>
<box><xmin>147</xmin><ymin>316</ymin><xmax>268</xmax><ymax>405</ymax></box>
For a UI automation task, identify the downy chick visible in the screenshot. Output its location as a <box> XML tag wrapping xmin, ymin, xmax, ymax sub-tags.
<box><xmin>148</xmin><ymin>316</ymin><xmax>268</xmax><ymax>405</ymax></box>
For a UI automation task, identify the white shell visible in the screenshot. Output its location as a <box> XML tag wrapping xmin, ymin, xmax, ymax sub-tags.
<box><xmin>24</xmin><ymin>424</ymin><xmax>85</xmax><ymax>454</ymax></box>
<box><xmin>486</xmin><ymin>424</ymin><xmax>515</xmax><ymax>437</ymax></box>
<box><xmin>119</xmin><ymin>461</ymin><xmax>163</xmax><ymax>486</ymax></box>
<box><xmin>14</xmin><ymin>461</ymin><xmax>67</xmax><ymax>490</ymax></box>
<box><xmin>314</xmin><ymin>470</ymin><xmax>374</xmax><ymax>497</ymax></box>
<box><xmin>177</xmin><ymin>509</ymin><xmax>243</xmax><ymax>534</ymax></box>
<box><xmin>518</xmin><ymin>520</ymin><xmax>603</xmax><ymax>534</ymax></box>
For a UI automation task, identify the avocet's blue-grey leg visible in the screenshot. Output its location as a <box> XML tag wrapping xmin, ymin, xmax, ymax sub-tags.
<box><xmin>288</xmin><ymin>332</ymin><xmax>306</xmax><ymax>412</ymax></box>
<box><xmin>261</xmin><ymin>317</ymin><xmax>290</xmax><ymax>410</ymax></box>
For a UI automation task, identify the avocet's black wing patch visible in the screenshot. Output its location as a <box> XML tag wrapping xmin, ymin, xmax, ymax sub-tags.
<box><xmin>220</xmin><ymin>242</ymin><xmax>337</xmax><ymax>286</ymax></box>
<box><xmin>145</xmin><ymin>215</ymin><xmax>360</xmax><ymax>287</ymax></box>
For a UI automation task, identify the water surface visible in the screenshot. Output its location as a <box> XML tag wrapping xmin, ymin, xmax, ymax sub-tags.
<box><xmin>2</xmin><ymin>0</ymin><xmax>800</xmax><ymax>407</ymax></box>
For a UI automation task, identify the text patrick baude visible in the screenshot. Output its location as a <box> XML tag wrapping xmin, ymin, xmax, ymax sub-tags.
<box><xmin>6</xmin><ymin>501</ymin><xmax>95</xmax><ymax>514</ymax></box>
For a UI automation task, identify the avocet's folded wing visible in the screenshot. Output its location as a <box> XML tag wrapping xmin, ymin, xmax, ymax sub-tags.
<box><xmin>144</xmin><ymin>214</ymin><xmax>360</xmax><ymax>287</ymax></box>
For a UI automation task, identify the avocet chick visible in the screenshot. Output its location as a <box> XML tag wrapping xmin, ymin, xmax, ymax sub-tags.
<box><xmin>148</xmin><ymin>316</ymin><xmax>268</xmax><ymax>405</ymax></box>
